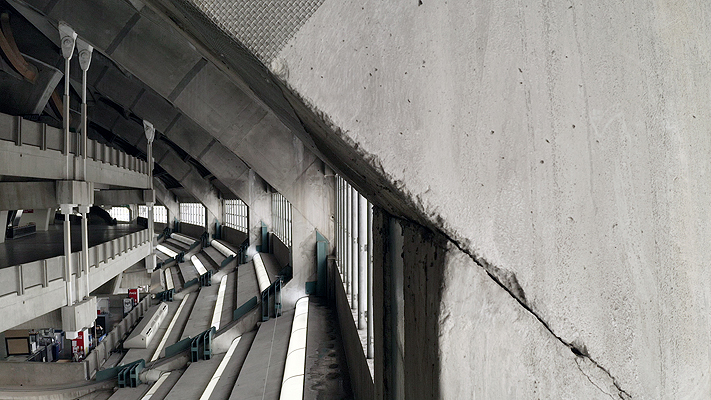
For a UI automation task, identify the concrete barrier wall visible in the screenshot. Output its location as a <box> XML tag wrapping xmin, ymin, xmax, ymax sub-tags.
<box><xmin>270</xmin><ymin>233</ymin><xmax>290</xmax><ymax>271</ymax></box>
<box><xmin>0</xmin><ymin>229</ymin><xmax>150</xmax><ymax>332</ymax></box>
<box><xmin>0</xmin><ymin>361</ymin><xmax>87</xmax><ymax>386</ymax></box>
<box><xmin>329</xmin><ymin>261</ymin><xmax>374</xmax><ymax>400</ymax></box>
<box><xmin>180</xmin><ymin>223</ymin><xmax>204</xmax><ymax>239</ymax></box>
<box><xmin>0</xmin><ymin>113</ymin><xmax>148</xmax><ymax>175</ymax></box>
<box><xmin>83</xmin><ymin>295</ymin><xmax>151</xmax><ymax>379</ymax></box>
<box><xmin>222</xmin><ymin>226</ymin><xmax>247</xmax><ymax>248</ymax></box>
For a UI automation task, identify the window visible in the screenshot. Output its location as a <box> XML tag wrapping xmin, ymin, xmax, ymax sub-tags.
<box><xmin>138</xmin><ymin>205</ymin><xmax>168</xmax><ymax>223</ymax></box>
<box><xmin>154</xmin><ymin>205</ymin><xmax>167</xmax><ymax>224</ymax></box>
<box><xmin>271</xmin><ymin>192</ymin><xmax>292</xmax><ymax>247</ymax></box>
<box><xmin>180</xmin><ymin>203</ymin><xmax>205</xmax><ymax>226</ymax></box>
<box><xmin>224</xmin><ymin>199</ymin><xmax>248</xmax><ymax>233</ymax></box>
<box><xmin>108</xmin><ymin>206</ymin><xmax>130</xmax><ymax>222</ymax></box>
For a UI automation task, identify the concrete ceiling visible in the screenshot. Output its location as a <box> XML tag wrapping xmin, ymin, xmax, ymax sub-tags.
<box><xmin>2</xmin><ymin>0</ymin><xmax>330</xmax><ymax>231</ymax></box>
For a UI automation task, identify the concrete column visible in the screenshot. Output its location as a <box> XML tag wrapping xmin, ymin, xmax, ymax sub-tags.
<box><xmin>367</xmin><ymin>201</ymin><xmax>374</xmax><ymax>359</ymax></box>
<box><xmin>58</xmin><ymin>23</ymin><xmax>76</xmax><ymax>180</ymax></box>
<box><xmin>60</xmin><ymin>203</ymin><xmax>75</xmax><ymax>306</ymax></box>
<box><xmin>145</xmin><ymin>202</ymin><xmax>156</xmax><ymax>271</ymax></box>
<box><xmin>351</xmin><ymin>186</ymin><xmax>358</xmax><ymax>309</ymax></box>
<box><xmin>345</xmin><ymin>182</ymin><xmax>351</xmax><ymax>295</ymax></box>
<box><xmin>0</xmin><ymin>210</ymin><xmax>7</xmax><ymax>244</ymax></box>
<box><xmin>358</xmin><ymin>194</ymin><xmax>367</xmax><ymax>329</ymax></box>
<box><xmin>336</xmin><ymin>176</ymin><xmax>343</xmax><ymax>279</ymax></box>
<box><xmin>78</xmin><ymin>204</ymin><xmax>91</xmax><ymax>300</ymax></box>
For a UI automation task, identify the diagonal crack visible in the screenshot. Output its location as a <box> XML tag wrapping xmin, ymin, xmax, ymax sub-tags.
<box><xmin>575</xmin><ymin>358</ymin><xmax>617</xmax><ymax>400</ymax></box>
<box><xmin>442</xmin><ymin>233</ymin><xmax>633</xmax><ymax>399</ymax></box>
<box><xmin>261</xmin><ymin>44</ymin><xmax>632</xmax><ymax>399</ymax></box>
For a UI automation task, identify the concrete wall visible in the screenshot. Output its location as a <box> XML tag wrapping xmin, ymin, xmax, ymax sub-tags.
<box><xmin>0</xmin><ymin>361</ymin><xmax>87</xmax><ymax>386</ymax></box>
<box><xmin>266</xmin><ymin>1</ymin><xmax>711</xmax><ymax>398</ymax></box>
<box><xmin>329</xmin><ymin>260</ymin><xmax>373</xmax><ymax>400</ymax></box>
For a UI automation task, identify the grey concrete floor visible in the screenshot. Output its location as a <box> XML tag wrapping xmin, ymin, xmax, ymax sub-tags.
<box><xmin>304</xmin><ymin>297</ymin><xmax>353</xmax><ymax>400</ymax></box>
<box><xmin>0</xmin><ymin>223</ymin><xmax>144</xmax><ymax>268</ymax></box>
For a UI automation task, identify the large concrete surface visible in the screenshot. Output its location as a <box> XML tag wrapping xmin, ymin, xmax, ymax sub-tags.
<box><xmin>267</xmin><ymin>1</ymin><xmax>711</xmax><ymax>398</ymax></box>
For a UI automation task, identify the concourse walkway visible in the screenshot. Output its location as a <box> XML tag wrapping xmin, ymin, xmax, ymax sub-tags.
<box><xmin>0</xmin><ymin>224</ymin><xmax>145</xmax><ymax>268</ymax></box>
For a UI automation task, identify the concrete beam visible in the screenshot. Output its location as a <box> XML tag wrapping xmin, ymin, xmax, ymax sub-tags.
<box><xmin>0</xmin><ymin>181</ymin><xmax>57</xmax><ymax>210</ymax></box>
<box><xmin>153</xmin><ymin>141</ymin><xmax>221</xmax><ymax>232</ymax></box>
<box><xmin>153</xmin><ymin>177</ymin><xmax>179</xmax><ymax>227</ymax></box>
<box><xmin>56</xmin><ymin>180</ymin><xmax>93</xmax><ymax>205</ymax></box>
<box><xmin>94</xmin><ymin>189</ymin><xmax>149</xmax><ymax>206</ymax></box>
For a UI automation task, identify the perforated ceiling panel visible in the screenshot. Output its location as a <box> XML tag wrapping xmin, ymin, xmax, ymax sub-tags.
<box><xmin>187</xmin><ymin>0</ymin><xmax>326</xmax><ymax>63</ymax></box>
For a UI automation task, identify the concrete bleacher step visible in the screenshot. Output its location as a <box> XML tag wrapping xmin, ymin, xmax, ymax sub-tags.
<box><xmin>235</xmin><ymin>261</ymin><xmax>260</xmax><ymax>310</ymax></box>
<box><xmin>229</xmin><ymin>310</ymin><xmax>295</xmax><ymax>400</ymax></box>
<box><xmin>203</xmin><ymin>246</ymin><xmax>227</xmax><ymax>268</ymax></box>
<box><xmin>158</xmin><ymin>292</ymin><xmax>199</xmax><ymax>357</ymax></box>
<box><xmin>258</xmin><ymin>253</ymin><xmax>282</xmax><ymax>282</ymax></box>
<box><xmin>169</xmin><ymin>266</ymin><xmax>182</xmax><ymax>290</ymax></box>
<box><xmin>196</xmin><ymin>252</ymin><xmax>218</xmax><ymax>272</ymax></box>
<box><xmin>165</xmin><ymin>353</ymin><xmax>226</xmax><ymax>400</ymax></box>
<box><xmin>155</xmin><ymin>249</ymin><xmax>170</xmax><ymax>262</ymax></box>
<box><xmin>144</xmin><ymin>369</ymin><xmax>184</xmax><ymax>400</ymax></box>
<box><xmin>181</xmin><ymin>282</ymin><xmax>220</xmax><ymax>340</ymax></box>
<box><xmin>178</xmin><ymin>262</ymin><xmax>199</xmax><ymax>286</ymax></box>
<box><xmin>120</xmin><ymin>300</ymin><xmax>183</xmax><ymax>366</ymax></box>
<box><xmin>163</xmin><ymin>239</ymin><xmax>187</xmax><ymax>253</ymax></box>
<box><xmin>302</xmin><ymin>298</ymin><xmax>353</xmax><ymax>400</ymax></box>
<box><xmin>206</xmin><ymin>330</ymin><xmax>257</xmax><ymax>400</ymax></box>
<box><xmin>220</xmin><ymin>271</ymin><xmax>237</xmax><ymax>329</ymax></box>
<box><xmin>107</xmin><ymin>383</ymin><xmax>149</xmax><ymax>400</ymax></box>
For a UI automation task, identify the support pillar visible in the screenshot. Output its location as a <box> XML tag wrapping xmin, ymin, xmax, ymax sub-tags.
<box><xmin>78</xmin><ymin>205</ymin><xmax>91</xmax><ymax>300</ymax></box>
<box><xmin>358</xmin><ymin>194</ymin><xmax>367</xmax><ymax>329</ymax></box>
<box><xmin>144</xmin><ymin>122</ymin><xmax>157</xmax><ymax>272</ymax></box>
<box><xmin>0</xmin><ymin>211</ymin><xmax>7</xmax><ymax>244</ymax></box>
<box><xmin>367</xmin><ymin>201</ymin><xmax>374</xmax><ymax>358</ymax></box>
<box><xmin>60</xmin><ymin>203</ymin><xmax>75</xmax><ymax>306</ymax></box>
<box><xmin>351</xmin><ymin>186</ymin><xmax>358</xmax><ymax>309</ymax></box>
<box><xmin>345</xmin><ymin>182</ymin><xmax>351</xmax><ymax>295</ymax></box>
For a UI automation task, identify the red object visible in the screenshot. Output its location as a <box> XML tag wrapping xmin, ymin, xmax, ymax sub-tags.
<box><xmin>128</xmin><ymin>288</ymin><xmax>139</xmax><ymax>306</ymax></box>
<box><xmin>72</xmin><ymin>331</ymin><xmax>85</xmax><ymax>359</ymax></box>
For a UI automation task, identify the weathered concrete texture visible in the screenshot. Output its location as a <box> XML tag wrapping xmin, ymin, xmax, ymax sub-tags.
<box><xmin>440</xmin><ymin>243</ymin><xmax>620</xmax><ymax>399</ymax></box>
<box><xmin>274</xmin><ymin>1</ymin><xmax>711</xmax><ymax>397</ymax></box>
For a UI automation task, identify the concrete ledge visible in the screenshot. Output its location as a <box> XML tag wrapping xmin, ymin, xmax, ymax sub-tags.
<box><xmin>61</xmin><ymin>296</ymin><xmax>98</xmax><ymax>332</ymax></box>
<box><xmin>56</xmin><ymin>180</ymin><xmax>94</xmax><ymax>206</ymax></box>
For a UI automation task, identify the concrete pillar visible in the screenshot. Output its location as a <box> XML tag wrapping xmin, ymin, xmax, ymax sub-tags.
<box><xmin>78</xmin><ymin>204</ymin><xmax>91</xmax><ymax>300</ymax></box>
<box><xmin>336</xmin><ymin>176</ymin><xmax>344</xmax><ymax>280</ymax></box>
<box><xmin>60</xmin><ymin>203</ymin><xmax>75</xmax><ymax>306</ymax></box>
<box><xmin>351</xmin><ymin>186</ymin><xmax>358</xmax><ymax>309</ymax></box>
<box><xmin>367</xmin><ymin>201</ymin><xmax>374</xmax><ymax>359</ymax></box>
<box><xmin>0</xmin><ymin>210</ymin><xmax>7</xmax><ymax>244</ymax></box>
<box><xmin>58</xmin><ymin>23</ymin><xmax>76</xmax><ymax>180</ymax></box>
<box><xmin>358</xmin><ymin>194</ymin><xmax>367</xmax><ymax>329</ymax></box>
<box><xmin>145</xmin><ymin>202</ymin><xmax>156</xmax><ymax>272</ymax></box>
<box><xmin>345</xmin><ymin>182</ymin><xmax>351</xmax><ymax>295</ymax></box>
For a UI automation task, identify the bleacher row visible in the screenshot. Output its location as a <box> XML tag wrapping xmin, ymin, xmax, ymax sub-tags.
<box><xmin>98</xmin><ymin>231</ymin><xmax>307</xmax><ymax>400</ymax></box>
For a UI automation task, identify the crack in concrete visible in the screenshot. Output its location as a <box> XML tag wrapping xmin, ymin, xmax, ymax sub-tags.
<box><xmin>575</xmin><ymin>358</ymin><xmax>617</xmax><ymax>400</ymax></box>
<box><xmin>444</xmin><ymin>234</ymin><xmax>633</xmax><ymax>399</ymax></box>
<box><xmin>263</xmin><ymin>45</ymin><xmax>633</xmax><ymax>400</ymax></box>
